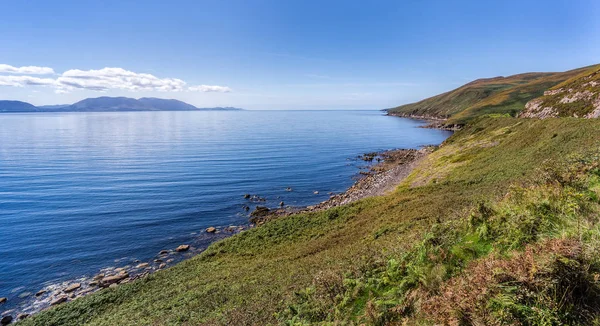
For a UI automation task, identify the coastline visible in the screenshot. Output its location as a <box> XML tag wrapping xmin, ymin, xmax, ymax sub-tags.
<box><xmin>2</xmin><ymin>112</ymin><xmax>445</xmax><ymax>322</ymax></box>
<box><xmin>6</xmin><ymin>146</ymin><xmax>434</xmax><ymax>321</ymax></box>
<box><xmin>385</xmin><ymin>111</ymin><xmax>463</xmax><ymax>131</ymax></box>
<box><xmin>249</xmin><ymin>147</ymin><xmax>434</xmax><ymax>224</ymax></box>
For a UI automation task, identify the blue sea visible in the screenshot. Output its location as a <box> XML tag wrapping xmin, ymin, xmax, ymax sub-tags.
<box><xmin>0</xmin><ymin>110</ymin><xmax>451</xmax><ymax>314</ymax></box>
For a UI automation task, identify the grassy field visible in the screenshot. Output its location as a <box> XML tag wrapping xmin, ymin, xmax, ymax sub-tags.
<box><xmin>21</xmin><ymin>117</ymin><xmax>600</xmax><ymax>325</ymax></box>
<box><xmin>387</xmin><ymin>65</ymin><xmax>598</xmax><ymax>126</ymax></box>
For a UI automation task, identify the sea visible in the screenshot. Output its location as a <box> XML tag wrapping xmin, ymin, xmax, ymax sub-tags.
<box><xmin>0</xmin><ymin>110</ymin><xmax>452</xmax><ymax>314</ymax></box>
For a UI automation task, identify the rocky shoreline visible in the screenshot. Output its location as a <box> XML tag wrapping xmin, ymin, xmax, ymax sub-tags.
<box><xmin>385</xmin><ymin>112</ymin><xmax>463</xmax><ymax>130</ymax></box>
<box><xmin>248</xmin><ymin>146</ymin><xmax>434</xmax><ymax>224</ymax></box>
<box><xmin>0</xmin><ymin>146</ymin><xmax>434</xmax><ymax>324</ymax></box>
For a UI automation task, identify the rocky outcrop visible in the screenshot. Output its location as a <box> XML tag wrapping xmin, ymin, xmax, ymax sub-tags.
<box><xmin>520</xmin><ymin>67</ymin><xmax>600</xmax><ymax>119</ymax></box>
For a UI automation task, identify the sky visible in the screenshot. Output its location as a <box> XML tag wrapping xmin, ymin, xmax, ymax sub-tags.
<box><xmin>0</xmin><ymin>0</ymin><xmax>598</xmax><ymax>110</ymax></box>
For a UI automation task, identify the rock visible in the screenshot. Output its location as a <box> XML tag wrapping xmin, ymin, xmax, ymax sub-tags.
<box><xmin>243</xmin><ymin>194</ymin><xmax>251</xmax><ymax>199</ymax></box>
<box><xmin>159</xmin><ymin>250</ymin><xmax>169</xmax><ymax>255</ymax></box>
<box><xmin>1</xmin><ymin>315</ymin><xmax>12</xmax><ymax>325</ymax></box>
<box><xmin>0</xmin><ymin>297</ymin><xmax>5</xmax><ymax>304</ymax></box>
<box><xmin>115</xmin><ymin>268</ymin><xmax>125</xmax><ymax>273</ymax></box>
<box><xmin>109</xmin><ymin>284</ymin><xmax>118</xmax><ymax>289</ymax></box>
<box><xmin>250</xmin><ymin>206</ymin><xmax>270</xmax><ymax>217</ymax></box>
<box><xmin>243</xmin><ymin>205</ymin><xmax>250</xmax><ymax>211</ymax></box>
<box><xmin>176</xmin><ymin>244</ymin><xmax>190</xmax><ymax>252</ymax></box>
<box><xmin>136</xmin><ymin>263</ymin><xmax>149</xmax><ymax>269</ymax></box>
<box><xmin>93</xmin><ymin>273</ymin><xmax>105</xmax><ymax>280</ymax></box>
<box><xmin>63</xmin><ymin>283</ymin><xmax>81</xmax><ymax>293</ymax></box>
<box><xmin>50</xmin><ymin>296</ymin><xmax>68</xmax><ymax>306</ymax></box>
<box><xmin>89</xmin><ymin>281</ymin><xmax>98</xmax><ymax>287</ymax></box>
<box><xmin>167</xmin><ymin>259</ymin><xmax>174</xmax><ymax>263</ymax></box>
<box><xmin>17</xmin><ymin>313</ymin><xmax>29</xmax><ymax>320</ymax></box>
<box><xmin>205</xmin><ymin>227</ymin><xmax>216</xmax><ymax>233</ymax></box>
<box><xmin>313</xmin><ymin>191</ymin><xmax>319</xmax><ymax>194</ymax></box>
<box><xmin>35</xmin><ymin>289</ymin><xmax>47</xmax><ymax>297</ymax></box>
<box><xmin>159</xmin><ymin>263</ymin><xmax>166</xmax><ymax>269</ymax></box>
<box><xmin>101</xmin><ymin>273</ymin><xmax>129</xmax><ymax>286</ymax></box>
<box><xmin>154</xmin><ymin>259</ymin><xmax>163</xmax><ymax>263</ymax></box>
<box><xmin>285</xmin><ymin>187</ymin><xmax>293</xmax><ymax>192</ymax></box>
<box><xmin>279</xmin><ymin>201</ymin><xmax>285</xmax><ymax>207</ymax></box>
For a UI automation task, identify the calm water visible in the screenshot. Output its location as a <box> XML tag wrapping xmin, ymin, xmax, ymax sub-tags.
<box><xmin>0</xmin><ymin>110</ymin><xmax>451</xmax><ymax>313</ymax></box>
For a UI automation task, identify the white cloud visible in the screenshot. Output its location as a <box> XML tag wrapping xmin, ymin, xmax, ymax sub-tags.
<box><xmin>188</xmin><ymin>85</ymin><xmax>232</xmax><ymax>92</ymax></box>
<box><xmin>0</xmin><ymin>64</ymin><xmax>232</xmax><ymax>94</ymax></box>
<box><xmin>0</xmin><ymin>75</ymin><xmax>56</xmax><ymax>87</ymax></box>
<box><xmin>56</xmin><ymin>67</ymin><xmax>188</xmax><ymax>92</ymax></box>
<box><xmin>0</xmin><ymin>64</ymin><xmax>55</xmax><ymax>75</ymax></box>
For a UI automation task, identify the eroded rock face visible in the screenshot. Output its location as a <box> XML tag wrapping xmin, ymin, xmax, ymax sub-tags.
<box><xmin>520</xmin><ymin>68</ymin><xmax>600</xmax><ymax>119</ymax></box>
<box><xmin>519</xmin><ymin>99</ymin><xmax>558</xmax><ymax>119</ymax></box>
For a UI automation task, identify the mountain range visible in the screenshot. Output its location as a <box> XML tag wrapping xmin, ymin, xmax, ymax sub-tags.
<box><xmin>0</xmin><ymin>97</ymin><xmax>243</xmax><ymax>112</ymax></box>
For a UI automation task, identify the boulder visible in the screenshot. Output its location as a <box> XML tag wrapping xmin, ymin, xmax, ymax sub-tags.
<box><xmin>136</xmin><ymin>263</ymin><xmax>149</xmax><ymax>269</ymax></box>
<box><xmin>63</xmin><ymin>283</ymin><xmax>81</xmax><ymax>293</ymax></box>
<box><xmin>159</xmin><ymin>263</ymin><xmax>166</xmax><ymax>269</ymax></box>
<box><xmin>243</xmin><ymin>194</ymin><xmax>251</xmax><ymax>199</ymax></box>
<box><xmin>17</xmin><ymin>313</ymin><xmax>29</xmax><ymax>320</ymax></box>
<box><xmin>100</xmin><ymin>273</ymin><xmax>129</xmax><ymax>286</ymax></box>
<box><xmin>250</xmin><ymin>206</ymin><xmax>270</xmax><ymax>217</ymax></box>
<box><xmin>1</xmin><ymin>315</ymin><xmax>12</xmax><ymax>325</ymax></box>
<box><xmin>176</xmin><ymin>244</ymin><xmax>190</xmax><ymax>252</ymax></box>
<box><xmin>109</xmin><ymin>284</ymin><xmax>118</xmax><ymax>289</ymax></box>
<box><xmin>50</xmin><ymin>296</ymin><xmax>68</xmax><ymax>306</ymax></box>
<box><xmin>0</xmin><ymin>297</ymin><xmax>6</xmax><ymax>304</ymax></box>
<box><xmin>279</xmin><ymin>201</ymin><xmax>285</xmax><ymax>207</ymax></box>
<box><xmin>93</xmin><ymin>273</ymin><xmax>105</xmax><ymax>280</ymax></box>
<box><xmin>205</xmin><ymin>227</ymin><xmax>217</xmax><ymax>233</ymax></box>
<box><xmin>159</xmin><ymin>250</ymin><xmax>169</xmax><ymax>255</ymax></box>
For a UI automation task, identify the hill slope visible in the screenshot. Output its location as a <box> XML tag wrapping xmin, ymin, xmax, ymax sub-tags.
<box><xmin>388</xmin><ymin>64</ymin><xmax>598</xmax><ymax>126</ymax></box>
<box><xmin>520</xmin><ymin>64</ymin><xmax>600</xmax><ymax>118</ymax></box>
<box><xmin>21</xmin><ymin>117</ymin><xmax>600</xmax><ymax>325</ymax></box>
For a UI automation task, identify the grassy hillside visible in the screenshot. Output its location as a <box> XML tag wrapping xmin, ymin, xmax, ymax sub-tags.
<box><xmin>387</xmin><ymin>65</ymin><xmax>598</xmax><ymax>126</ymax></box>
<box><xmin>520</xmin><ymin>65</ymin><xmax>600</xmax><ymax>118</ymax></box>
<box><xmin>21</xmin><ymin>117</ymin><xmax>600</xmax><ymax>325</ymax></box>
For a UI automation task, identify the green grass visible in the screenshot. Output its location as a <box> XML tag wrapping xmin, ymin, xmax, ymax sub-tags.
<box><xmin>21</xmin><ymin>117</ymin><xmax>600</xmax><ymax>325</ymax></box>
<box><xmin>387</xmin><ymin>64</ymin><xmax>599</xmax><ymax>126</ymax></box>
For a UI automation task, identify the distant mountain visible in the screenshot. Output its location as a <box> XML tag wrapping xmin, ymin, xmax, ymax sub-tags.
<box><xmin>0</xmin><ymin>100</ymin><xmax>40</xmax><ymax>112</ymax></box>
<box><xmin>0</xmin><ymin>97</ymin><xmax>243</xmax><ymax>112</ymax></box>
<box><xmin>138</xmin><ymin>97</ymin><xmax>198</xmax><ymax>111</ymax></box>
<box><xmin>70</xmin><ymin>97</ymin><xmax>150</xmax><ymax>111</ymax></box>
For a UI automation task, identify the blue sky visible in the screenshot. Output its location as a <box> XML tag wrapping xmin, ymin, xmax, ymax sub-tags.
<box><xmin>0</xmin><ymin>0</ymin><xmax>598</xmax><ymax>109</ymax></box>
